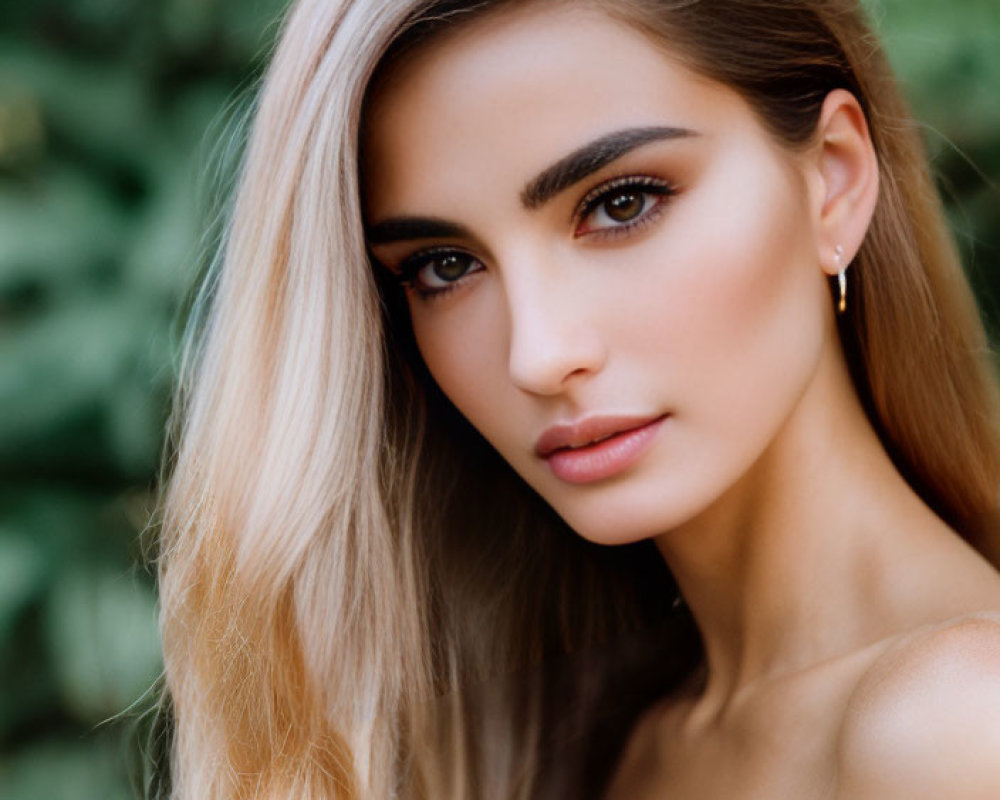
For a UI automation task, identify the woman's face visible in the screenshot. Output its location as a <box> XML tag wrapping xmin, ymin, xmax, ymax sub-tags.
<box><xmin>364</xmin><ymin>4</ymin><xmax>834</xmax><ymax>545</ymax></box>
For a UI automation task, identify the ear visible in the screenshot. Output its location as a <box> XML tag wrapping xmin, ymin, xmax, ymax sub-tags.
<box><xmin>808</xmin><ymin>89</ymin><xmax>880</xmax><ymax>276</ymax></box>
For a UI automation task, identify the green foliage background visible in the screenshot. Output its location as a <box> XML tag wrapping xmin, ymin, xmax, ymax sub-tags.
<box><xmin>0</xmin><ymin>1</ymin><xmax>997</xmax><ymax>797</ymax></box>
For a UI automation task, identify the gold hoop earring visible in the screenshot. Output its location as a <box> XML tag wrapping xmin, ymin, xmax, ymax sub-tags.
<box><xmin>835</xmin><ymin>245</ymin><xmax>847</xmax><ymax>314</ymax></box>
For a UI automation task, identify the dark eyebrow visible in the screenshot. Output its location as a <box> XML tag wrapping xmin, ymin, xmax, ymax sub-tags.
<box><xmin>366</xmin><ymin>126</ymin><xmax>696</xmax><ymax>245</ymax></box>
<box><xmin>520</xmin><ymin>126</ymin><xmax>696</xmax><ymax>210</ymax></box>
<box><xmin>366</xmin><ymin>216</ymin><xmax>471</xmax><ymax>246</ymax></box>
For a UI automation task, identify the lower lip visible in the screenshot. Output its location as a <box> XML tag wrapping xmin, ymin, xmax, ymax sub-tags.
<box><xmin>544</xmin><ymin>416</ymin><xmax>667</xmax><ymax>485</ymax></box>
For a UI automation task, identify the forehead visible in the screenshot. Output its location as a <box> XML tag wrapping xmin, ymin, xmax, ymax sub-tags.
<box><xmin>362</xmin><ymin>3</ymin><xmax>759</xmax><ymax>215</ymax></box>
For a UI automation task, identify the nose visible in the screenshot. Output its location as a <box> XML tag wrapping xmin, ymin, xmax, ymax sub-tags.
<box><xmin>505</xmin><ymin>264</ymin><xmax>607</xmax><ymax>396</ymax></box>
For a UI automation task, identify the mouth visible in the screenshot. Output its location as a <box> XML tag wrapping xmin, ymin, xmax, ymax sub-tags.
<box><xmin>534</xmin><ymin>414</ymin><xmax>666</xmax><ymax>457</ymax></box>
<box><xmin>534</xmin><ymin>414</ymin><xmax>668</xmax><ymax>485</ymax></box>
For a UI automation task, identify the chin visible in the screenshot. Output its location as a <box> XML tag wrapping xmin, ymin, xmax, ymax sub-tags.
<box><xmin>544</xmin><ymin>496</ymin><xmax>691</xmax><ymax>548</ymax></box>
<box><xmin>535</xmin><ymin>464</ymin><xmax>731</xmax><ymax>547</ymax></box>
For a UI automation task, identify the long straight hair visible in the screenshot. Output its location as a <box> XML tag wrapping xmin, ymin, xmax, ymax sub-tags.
<box><xmin>156</xmin><ymin>1</ymin><xmax>1000</xmax><ymax>797</ymax></box>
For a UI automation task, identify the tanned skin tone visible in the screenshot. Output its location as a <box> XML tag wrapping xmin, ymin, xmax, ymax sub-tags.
<box><xmin>364</xmin><ymin>5</ymin><xmax>1000</xmax><ymax>798</ymax></box>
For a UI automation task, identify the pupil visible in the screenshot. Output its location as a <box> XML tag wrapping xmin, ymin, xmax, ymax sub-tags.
<box><xmin>606</xmin><ymin>192</ymin><xmax>643</xmax><ymax>222</ymax></box>
<box><xmin>435</xmin><ymin>254</ymin><xmax>467</xmax><ymax>281</ymax></box>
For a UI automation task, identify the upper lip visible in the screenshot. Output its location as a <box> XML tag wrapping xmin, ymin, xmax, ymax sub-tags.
<box><xmin>534</xmin><ymin>413</ymin><xmax>666</xmax><ymax>458</ymax></box>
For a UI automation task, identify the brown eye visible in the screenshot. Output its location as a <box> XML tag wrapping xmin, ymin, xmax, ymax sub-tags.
<box><xmin>575</xmin><ymin>176</ymin><xmax>677</xmax><ymax>237</ymax></box>
<box><xmin>399</xmin><ymin>248</ymin><xmax>485</xmax><ymax>296</ymax></box>
<box><xmin>604</xmin><ymin>191</ymin><xmax>644</xmax><ymax>222</ymax></box>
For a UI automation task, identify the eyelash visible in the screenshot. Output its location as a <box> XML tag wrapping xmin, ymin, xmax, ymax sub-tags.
<box><xmin>395</xmin><ymin>174</ymin><xmax>677</xmax><ymax>300</ymax></box>
<box><xmin>574</xmin><ymin>174</ymin><xmax>676</xmax><ymax>239</ymax></box>
<box><xmin>396</xmin><ymin>247</ymin><xmax>484</xmax><ymax>301</ymax></box>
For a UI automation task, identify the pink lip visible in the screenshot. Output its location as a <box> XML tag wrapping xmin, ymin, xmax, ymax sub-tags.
<box><xmin>535</xmin><ymin>414</ymin><xmax>668</xmax><ymax>485</ymax></box>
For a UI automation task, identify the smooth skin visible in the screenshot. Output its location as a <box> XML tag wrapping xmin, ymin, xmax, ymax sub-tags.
<box><xmin>363</xmin><ymin>4</ymin><xmax>1000</xmax><ymax>797</ymax></box>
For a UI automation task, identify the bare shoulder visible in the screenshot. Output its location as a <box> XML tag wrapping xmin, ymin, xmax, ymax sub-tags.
<box><xmin>836</xmin><ymin>611</ymin><xmax>1000</xmax><ymax>799</ymax></box>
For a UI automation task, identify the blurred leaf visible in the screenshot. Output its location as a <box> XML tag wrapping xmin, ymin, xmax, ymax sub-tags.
<box><xmin>0</xmin><ymin>85</ymin><xmax>45</xmax><ymax>170</ymax></box>
<box><xmin>0</xmin><ymin>735</ymin><xmax>134</xmax><ymax>800</ymax></box>
<box><xmin>0</xmin><ymin>531</ymin><xmax>46</xmax><ymax>640</ymax></box>
<box><xmin>44</xmin><ymin>563</ymin><xmax>161</xmax><ymax>722</ymax></box>
<box><xmin>871</xmin><ymin>0</ymin><xmax>1000</xmax><ymax>144</ymax></box>
<box><xmin>217</xmin><ymin>0</ymin><xmax>288</xmax><ymax>62</ymax></box>
<box><xmin>162</xmin><ymin>0</ymin><xmax>221</xmax><ymax>52</ymax></box>
<box><xmin>122</xmin><ymin>136</ymin><xmax>205</xmax><ymax>302</ymax></box>
<box><xmin>107</xmin><ymin>365</ymin><xmax>170</xmax><ymax>478</ymax></box>
<box><xmin>0</xmin><ymin>164</ymin><xmax>127</xmax><ymax>295</ymax></box>
<box><xmin>61</xmin><ymin>0</ymin><xmax>142</xmax><ymax>38</ymax></box>
<box><xmin>0</xmin><ymin>38</ymin><xmax>157</xmax><ymax>174</ymax></box>
<box><xmin>0</xmin><ymin>295</ymin><xmax>146</xmax><ymax>452</ymax></box>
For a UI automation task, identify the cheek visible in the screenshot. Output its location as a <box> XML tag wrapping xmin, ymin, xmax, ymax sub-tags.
<box><xmin>622</xmin><ymin>163</ymin><xmax>826</xmax><ymax>440</ymax></box>
<box><xmin>411</xmin><ymin>294</ymin><xmax>512</xmax><ymax>438</ymax></box>
<box><xmin>686</xmin><ymin>193</ymin><xmax>823</xmax><ymax>436</ymax></box>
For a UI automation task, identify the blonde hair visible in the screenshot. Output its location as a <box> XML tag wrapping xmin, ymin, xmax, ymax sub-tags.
<box><xmin>156</xmin><ymin>1</ymin><xmax>1000</xmax><ymax>797</ymax></box>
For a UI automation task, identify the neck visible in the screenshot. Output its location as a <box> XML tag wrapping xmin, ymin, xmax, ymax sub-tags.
<box><xmin>654</xmin><ymin>342</ymin><xmax>974</xmax><ymax>713</ymax></box>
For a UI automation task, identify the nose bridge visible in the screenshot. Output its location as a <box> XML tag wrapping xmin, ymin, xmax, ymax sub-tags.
<box><xmin>503</xmin><ymin>244</ymin><xmax>605</xmax><ymax>395</ymax></box>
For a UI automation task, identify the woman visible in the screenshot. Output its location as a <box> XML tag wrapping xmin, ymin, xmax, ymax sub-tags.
<box><xmin>156</xmin><ymin>0</ymin><xmax>1000</xmax><ymax>798</ymax></box>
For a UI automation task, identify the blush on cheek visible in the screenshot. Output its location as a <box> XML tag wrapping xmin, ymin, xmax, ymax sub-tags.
<box><xmin>657</xmin><ymin>155</ymin><xmax>826</xmax><ymax>435</ymax></box>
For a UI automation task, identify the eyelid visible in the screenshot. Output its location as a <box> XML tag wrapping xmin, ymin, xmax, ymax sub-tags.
<box><xmin>395</xmin><ymin>246</ymin><xmax>485</xmax><ymax>300</ymax></box>
<box><xmin>397</xmin><ymin>245</ymin><xmax>458</xmax><ymax>284</ymax></box>
<box><xmin>572</xmin><ymin>174</ymin><xmax>677</xmax><ymax>241</ymax></box>
<box><xmin>573</xmin><ymin>174</ymin><xmax>676</xmax><ymax>222</ymax></box>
